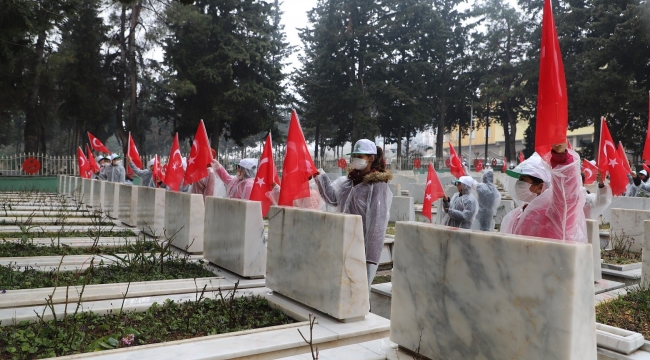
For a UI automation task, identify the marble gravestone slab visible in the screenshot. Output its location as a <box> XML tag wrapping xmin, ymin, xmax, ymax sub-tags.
<box><xmin>204</xmin><ymin>197</ymin><xmax>266</xmax><ymax>278</ymax></box>
<box><xmin>82</xmin><ymin>178</ymin><xmax>93</xmax><ymax>205</ymax></box>
<box><xmin>71</xmin><ymin>177</ymin><xmax>81</xmax><ymax>197</ymax></box>
<box><xmin>587</xmin><ymin>219</ymin><xmax>602</xmax><ymax>282</ymax></box>
<box><xmin>136</xmin><ymin>186</ymin><xmax>165</xmax><ymax>237</ymax></box>
<box><xmin>602</xmin><ymin>197</ymin><xmax>650</xmax><ymax>223</ymax></box>
<box><xmin>117</xmin><ymin>184</ymin><xmax>138</xmax><ymax>227</ymax></box>
<box><xmin>57</xmin><ymin>176</ymin><xmax>64</xmax><ymax>194</ymax></box>
<box><xmin>266</xmin><ymin>206</ymin><xmax>369</xmax><ymax>321</ymax></box>
<box><xmin>390</xmin><ymin>222</ymin><xmax>596</xmax><ymax>360</ymax></box>
<box><xmin>65</xmin><ymin>176</ymin><xmax>73</xmax><ymax>196</ymax></box>
<box><xmin>610</xmin><ymin>208</ymin><xmax>650</xmax><ymax>253</ymax></box>
<box><xmin>164</xmin><ymin>191</ymin><xmax>204</xmax><ymax>254</ymax></box>
<box><xmin>389</xmin><ymin>196</ymin><xmax>414</xmax><ymax>222</ymax></box>
<box><xmin>643</xmin><ymin>221</ymin><xmax>650</xmax><ymax>286</ymax></box>
<box><xmin>494</xmin><ymin>199</ymin><xmax>515</xmax><ymax>226</ymax></box>
<box><xmin>103</xmin><ymin>182</ymin><xmax>119</xmax><ymax>218</ymax></box>
<box><xmin>91</xmin><ymin>180</ymin><xmax>104</xmax><ymax>209</ymax></box>
<box><xmin>387</xmin><ymin>183</ymin><xmax>401</xmax><ymax>198</ymax></box>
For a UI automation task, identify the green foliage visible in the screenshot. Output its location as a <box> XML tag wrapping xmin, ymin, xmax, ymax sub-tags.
<box><xmin>0</xmin><ymin>296</ymin><xmax>294</xmax><ymax>358</ymax></box>
<box><xmin>0</xmin><ymin>260</ymin><xmax>215</xmax><ymax>290</ymax></box>
<box><xmin>596</xmin><ymin>285</ymin><xmax>650</xmax><ymax>339</ymax></box>
<box><xmin>163</xmin><ymin>0</ymin><xmax>288</xmax><ymax>150</ymax></box>
<box><xmin>0</xmin><ymin>240</ymin><xmax>156</xmax><ymax>257</ymax></box>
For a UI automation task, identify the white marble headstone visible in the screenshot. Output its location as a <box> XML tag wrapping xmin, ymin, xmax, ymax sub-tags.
<box><xmin>390</xmin><ymin>222</ymin><xmax>596</xmax><ymax>360</ymax></box>
<box><xmin>204</xmin><ymin>197</ymin><xmax>265</xmax><ymax>278</ymax></box>
<box><xmin>389</xmin><ymin>196</ymin><xmax>415</xmax><ymax>222</ymax></box>
<box><xmin>266</xmin><ymin>206</ymin><xmax>369</xmax><ymax>321</ymax></box>
<box><xmin>117</xmin><ymin>184</ymin><xmax>138</xmax><ymax>227</ymax></box>
<box><xmin>603</xmin><ymin>198</ymin><xmax>650</xmax><ymax>223</ymax></box>
<box><xmin>642</xmin><ymin>221</ymin><xmax>650</xmax><ymax>287</ymax></box>
<box><xmin>103</xmin><ymin>182</ymin><xmax>118</xmax><ymax>218</ymax></box>
<box><xmin>610</xmin><ymin>208</ymin><xmax>650</xmax><ymax>253</ymax></box>
<box><xmin>82</xmin><ymin>179</ymin><xmax>93</xmax><ymax>205</ymax></box>
<box><xmin>136</xmin><ymin>186</ymin><xmax>166</xmax><ymax>237</ymax></box>
<box><xmin>164</xmin><ymin>191</ymin><xmax>204</xmax><ymax>254</ymax></box>
<box><xmin>91</xmin><ymin>179</ymin><xmax>104</xmax><ymax>209</ymax></box>
<box><xmin>586</xmin><ymin>219</ymin><xmax>602</xmax><ymax>282</ymax></box>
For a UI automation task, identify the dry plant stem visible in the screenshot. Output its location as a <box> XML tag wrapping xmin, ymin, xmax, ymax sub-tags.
<box><xmin>297</xmin><ymin>314</ymin><xmax>319</xmax><ymax>360</ymax></box>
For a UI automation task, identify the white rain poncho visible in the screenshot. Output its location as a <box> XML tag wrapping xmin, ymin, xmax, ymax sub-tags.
<box><xmin>442</xmin><ymin>177</ymin><xmax>478</xmax><ymax>229</ymax></box>
<box><xmin>128</xmin><ymin>162</ymin><xmax>155</xmax><ymax>187</ymax></box>
<box><xmin>473</xmin><ymin>170</ymin><xmax>501</xmax><ymax>231</ymax></box>
<box><xmin>626</xmin><ymin>175</ymin><xmax>638</xmax><ymax>197</ymax></box>
<box><xmin>502</xmin><ymin>150</ymin><xmax>587</xmax><ymax>242</ymax></box>
<box><xmin>315</xmin><ymin>170</ymin><xmax>393</xmax><ymax>265</ymax></box>
<box><xmin>583</xmin><ymin>185</ymin><xmax>612</xmax><ymax>219</ymax></box>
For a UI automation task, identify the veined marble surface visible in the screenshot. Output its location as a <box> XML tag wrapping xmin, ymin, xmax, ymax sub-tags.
<box><xmin>643</xmin><ymin>221</ymin><xmax>650</xmax><ymax>286</ymax></box>
<box><xmin>389</xmin><ymin>196</ymin><xmax>414</xmax><ymax>222</ymax></box>
<box><xmin>390</xmin><ymin>222</ymin><xmax>596</xmax><ymax>360</ymax></box>
<box><xmin>117</xmin><ymin>184</ymin><xmax>136</xmax><ymax>226</ymax></box>
<box><xmin>164</xmin><ymin>191</ymin><xmax>204</xmax><ymax>253</ymax></box>
<box><xmin>587</xmin><ymin>219</ymin><xmax>603</xmax><ymax>282</ymax></box>
<box><xmin>103</xmin><ymin>182</ymin><xmax>118</xmax><ymax>218</ymax></box>
<box><xmin>611</xmin><ymin>208</ymin><xmax>650</xmax><ymax>253</ymax></box>
<box><xmin>81</xmin><ymin>178</ymin><xmax>93</xmax><ymax>206</ymax></box>
<box><xmin>136</xmin><ymin>186</ymin><xmax>165</xmax><ymax>237</ymax></box>
<box><xmin>266</xmin><ymin>206</ymin><xmax>369</xmax><ymax>321</ymax></box>
<box><xmin>204</xmin><ymin>197</ymin><xmax>266</xmax><ymax>278</ymax></box>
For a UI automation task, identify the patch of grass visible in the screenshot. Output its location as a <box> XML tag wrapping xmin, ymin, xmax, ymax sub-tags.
<box><xmin>602</xmin><ymin>232</ymin><xmax>642</xmax><ymax>265</ymax></box>
<box><xmin>0</xmin><ymin>260</ymin><xmax>216</xmax><ymax>290</ymax></box>
<box><xmin>596</xmin><ymin>286</ymin><xmax>650</xmax><ymax>338</ymax></box>
<box><xmin>0</xmin><ymin>240</ymin><xmax>157</xmax><ymax>257</ymax></box>
<box><xmin>386</xmin><ymin>227</ymin><xmax>395</xmax><ymax>236</ymax></box>
<box><xmin>0</xmin><ymin>230</ymin><xmax>137</xmax><ymax>239</ymax></box>
<box><xmin>372</xmin><ymin>274</ymin><xmax>391</xmax><ymax>284</ymax></box>
<box><xmin>0</xmin><ymin>296</ymin><xmax>294</xmax><ymax>358</ymax></box>
<box><xmin>600</xmin><ymin>223</ymin><xmax>611</xmax><ymax>230</ymax></box>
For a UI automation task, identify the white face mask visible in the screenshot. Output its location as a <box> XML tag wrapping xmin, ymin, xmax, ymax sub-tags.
<box><xmin>515</xmin><ymin>180</ymin><xmax>538</xmax><ymax>203</ymax></box>
<box><xmin>351</xmin><ymin>158</ymin><xmax>368</xmax><ymax>170</ymax></box>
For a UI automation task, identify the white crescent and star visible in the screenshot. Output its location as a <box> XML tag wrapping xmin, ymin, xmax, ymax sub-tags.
<box><xmin>584</xmin><ymin>168</ymin><xmax>593</xmax><ymax>178</ymax></box>
<box><xmin>256</xmin><ymin>177</ymin><xmax>266</xmax><ymax>187</ymax></box>
<box><xmin>188</xmin><ymin>140</ymin><xmax>198</xmax><ymax>165</ymax></box>
<box><xmin>259</xmin><ymin>158</ymin><xmax>269</xmax><ymax>167</ymax></box>
<box><xmin>603</xmin><ymin>140</ymin><xmax>616</xmax><ymax>159</ymax></box>
<box><xmin>79</xmin><ymin>156</ymin><xmax>86</xmax><ymax>167</ymax></box>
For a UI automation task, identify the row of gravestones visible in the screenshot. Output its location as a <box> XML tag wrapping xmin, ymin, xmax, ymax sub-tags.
<box><xmin>61</xmin><ymin>175</ymin><xmax>635</xmax><ymax>358</ymax></box>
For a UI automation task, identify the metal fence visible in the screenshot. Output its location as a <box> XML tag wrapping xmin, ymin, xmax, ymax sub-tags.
<box><xmin>0</xmin><ymin>154</ymin><xmax>79</xmax><ymax>176</ymax></box>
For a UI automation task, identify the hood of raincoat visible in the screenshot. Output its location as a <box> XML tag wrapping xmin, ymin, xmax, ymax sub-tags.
<box><xmin>481</xmin><ymin>170</ymin><xmax>494</xmax><ymax>184</ymax></box>
<box><xmin>505</xmin><ymin>152</ymin><xmax>551</xmax><ymax>206</ymax></box>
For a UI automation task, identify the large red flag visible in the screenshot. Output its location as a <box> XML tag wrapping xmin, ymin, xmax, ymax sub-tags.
<box><xmin>644</xmin><ymin>92</ymin><xmax>650</xmax><ymax>162</ymax></box>
<box><xmin>87</xmin><ymin>132</ymin><xmax>110</xmax><ymax>154</ymax></box>
<box><xmin>535</xmin><ymin>0</ymin><xmax>568</xmax><ymax>156</ymax></box>
<box><xmin>127</xmin><ymin>132</ymin><xmax>143</xmax><ymax>177</ymax></box>
<box><xmin>278</xmin><ymin>110</ymin><xmax>317</xmax><ymax>206</ymax></box>
<box><xmin>184</xmin><ymin>120</ymin><xmax>213</xmax><ymax>184</ymax></box>
<box><xmin>77</xmin><ymin>147</ymin><xmax>91</xmax><ymax>179</ymax></box>
<box><xmin>152</xmin><ymin>155</ymin><xmax>164</xmax><ymax>185</ymax></box>
<box><xmin>617</xmin><ymin>142</ymin><xmax>632</xmax><ymax>174</ymax></box>
<box><xmin>448</xmin><ymin>142</ymin><xmax>465</xmax><ymax>179</ymax></box>
<box><xmin>164</xmin><ymin>133</ymin><xmax>185</xmax><ymax>191</ymax></box>
<box><xmin>250</xmin><ymin>133</ymin><xmax>281</xmax><ymax>217</ymax></box>
<box><xmin>422</xmin><ymin>163</ymin><xmax>445</xmax><ymax>222</ymax></box>
<box><xmin>598</xmin><ymin>118</ymin><xmax>628</xmax><ymax>195</ymax></box>
<box><xmin>86</xmin><ymin>144</ymin><xmax>100</xmax><ymax>173</ymax></box>
<box><xmin>582</xmin><ymin>159</ymin><xmax>597</xmax><ymax>185</ymax></box>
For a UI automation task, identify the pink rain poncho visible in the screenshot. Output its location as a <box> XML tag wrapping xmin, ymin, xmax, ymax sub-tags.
<box><xmin>501</xmin><ymin>149</ymin><xmax>587</xmax><ymax>242</ymax></box>
<box><xmin>190</xmin><ymin>167</ymin><xmax>216</xmax><ymax>199</ymax></box>
<box><xmin>215</xmin><ymin>165</ymin><xmax>254</xmax><ymax>200</ymax></box>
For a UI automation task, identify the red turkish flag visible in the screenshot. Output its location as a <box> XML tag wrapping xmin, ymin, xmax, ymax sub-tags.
<box><xmin>184</xmin><ymin>120</ymin><xmax>213</xmax><ymax>184</ymax></box>
<box><xmin>582</xmin><ymin>159</ymin><xmax>597</xmax><ymax>185</ymax></box>
<box><xmin>87</xmin><ymin>132</ymin><xmax>110</xmax><ymax>154</ymax></box>
<box><xmin>643</xmin><ymin>92</ymin><xmax>650</xmax><ymax>162</ymax></box>
<box><xmin>617</xmin><ymin>142</ymin><xmax>632</xmax><ymax>174</ymax></box>
<box><xmin>163</xmin><ymin>133</ymin><xmax>185</xmax><ymax>191</ymax></box>
<box><xmin>476</xmin><ymin>160</ymin><xmax>483</xmax><ymax>172</ymax></box>
<box><xmin>278</xmin><ymin>111</ymin><xmax>317</xmax><ymax>206</ymax></box>
<box><xmin>86</xmin><ymin>144</ymin><xmax>100</xmax><ymax>173</ymax></box>
<box><xmin>152</xmin><ymin>155</ymin><xmax>164</xmax><ymax>185</ymax></box>
<box><xmin>250</xmin><ymin>133</ymin><xmax>281</xmax><ymax>217</ymax></box>
<box><xmin>77</xmin><ymin>147</ymin><xmax>91</xmax><ymax>179</ymax></box>
<box><xmin>535</xmin><ymin>0</ymin><xmax>568</xmax><ymax>156</ymax></box>
<box><xmin>598</xmin><ymin>118</ymin><xmax>628</xmax><ymax>195</ymax></box>
<box><xmin>518</xmin><ymin>152</ymin><xmax>525</xmax><ymax>163</ymax></box>
<box><xmin>422</xmin><ymin>163</ymin><xmax>445</xmax><ymax>222</ymax></box>
<box><xmin>127</xmin><ymin>133</ymin><xmax>143</xmax><ymax>177</ymax></box>
<box><xmin>448</xmin><ymin>142</ymin><xmax>465</xmax><ymax>179</ymax></box>
<box><xmin>502</xmin><ymin>157</ymin><xmax>507</xmax><ymax>173</ymax></box>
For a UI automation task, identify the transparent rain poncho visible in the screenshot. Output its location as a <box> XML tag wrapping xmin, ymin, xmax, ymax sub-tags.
<box><xmin>473</xmin><ymin>170</ymin><xmax>501</xmax><ymax>231</ymax></box>
<box><xmin>315</xmin><ymin>170</ymin><xmax>393</xmax><ymax>265</ymax></box>
<box><xmin>190</xmin><ymin>167</ymin><xmax>216</xmax><ymax>199</ymax></box>
<box><xmin>625</xmin><ymin>175</ymin><xmax>638</xmax><ymax>197</ymax></box>
<box><xmin>583</xmin><ymin>185</ymin><xmax>612</xmax><ymax>219</ymax></box>
<box><xmin>128</xmin><ymin>162</ymin><xmax>155</xmax><ymax>187</ymax></box>
<box><xmin>215</xmin><ymin>165</ymin><xmax>255</xmax><ymax>200</ymax></box>
<box><xmin>502</xmin><ymin>150</ymin><xmax>587</xmax><ymax>242</ymax></box>
<box><xmin>442</xmin><ymin>182</ymin><xmax>478</xmax><ymax>229</ymax></box>
<box><xmin>107</xmin><ymin>163</ymin><xmax>126</xmax><ymax>183</ymax></box>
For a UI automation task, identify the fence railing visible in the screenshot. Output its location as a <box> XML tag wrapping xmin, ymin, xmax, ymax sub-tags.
<box><xmin>0</xmin><ymin>154</ymin><xmax>79</xmax><ymax>176</ymax></box>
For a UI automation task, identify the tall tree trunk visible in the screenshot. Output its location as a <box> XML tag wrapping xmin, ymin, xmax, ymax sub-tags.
<box><xmin>115</xmin><ymin>5</ymin><xmax>128</xmax><ymax>153</ymax></box>
<box><xmin>503</xmin><ymin>100</ymin><xmax>517</xmax><ymax>160</ymax></box>
<box><xmin>435</xmin><ymin>99</ymin><xmax>447</xmax><ymax>169</ymax></box>
<box><xmin>24</xmin><ymin>31</ymin><xmax>47</xmax><ymax>153</ymax></box>
<box><xmin>396</xmin><ymin>125</ymin><xmax>402</xmax><ymax>165</ymax></box>
<box><xmin>127</xmin><ymin>0</ymin><xmax>143</xmax><ymax>151</ymax></box>
<box><xmin>314</xmin><ymin>122</ymin><xmax>320</xmax><ymax>160</ymax></box>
